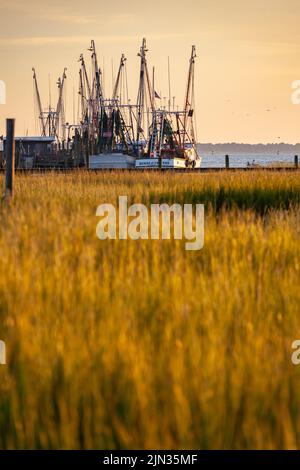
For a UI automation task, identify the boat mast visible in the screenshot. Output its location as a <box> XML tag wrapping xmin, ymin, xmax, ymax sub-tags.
<box><xmin>89</xmin><ymin>40</ymin><xmax>104</xmax><ymax>105</ymax></box>
<box><xmin>136</xmin><ymin>38</ymin><xmax>146</xmax><ymax>148</ymax></box>
<box><xmin>79</xmin><ymin>54</ymin><xmax>92</xmax><ymax>105</ymax></box>
<box><xmin>55</xmin><ymin>68</ymin><xmax>67</xmax><ymax>141</ymax></box>
<box><xmin>78</xmin><ymin>54</ymin><xmax>93</xmax><ymax>127</ymax></box>
<box><xmin>112</xmin><ymin>54</ymin><xmax>126</xmax><ymax>103</ymax></box>
<box><xmin>32</xmin><ymin>68</ymin><xmax>46</xmax><ymax>136</ymax></box>
<box><xmin>88</xmin><ymin>40</ymin><xmax>104</xmax><ymax>152</ymax></box>
<box><xmin>183</xmin><ymin>45</ymin><xmax>196</xmax><ymax>150</ymax></box>
<box><xmin>78</xmin><ymin>69</ymin><xmax>86</xmax><ymax>123</ymax></box>
<box><xmin>136</xmin><ymin>38</ymin><xmax>155</xmax><ymax>152</ymax></box>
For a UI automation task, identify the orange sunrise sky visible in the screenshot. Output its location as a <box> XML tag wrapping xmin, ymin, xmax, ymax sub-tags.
<box><xmin>1</xmin><ymin>0</ymin><xmax>300</xmax><ymax>143</ymax></box>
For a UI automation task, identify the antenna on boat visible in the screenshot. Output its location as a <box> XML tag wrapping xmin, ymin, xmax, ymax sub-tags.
<box><xmin>168</xmin><ymin>56</ymin><xmax>171</xmax><ymax>111</ymax></box>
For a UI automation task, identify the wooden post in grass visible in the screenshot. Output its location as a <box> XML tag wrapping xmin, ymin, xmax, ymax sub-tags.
<box><xmin>225</xmin><ymin>154</ymin><xmax>230</xmax><ymax>169</ymax></box>
<box><xmin>295</xmin><ymin>155</ymin><xmax>298</xmax><ymax>169</ymax></box>
<box><xmin>5</xmin><ymin>119</ymin><xmax>15</xmax><ymax>198</ymax></box>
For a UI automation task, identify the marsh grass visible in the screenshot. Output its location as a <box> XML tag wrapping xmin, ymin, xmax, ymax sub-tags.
<box><xmin>0</xmin><ymin>170</ymin><xmax>300</xmax><ymax>449</ymax></box>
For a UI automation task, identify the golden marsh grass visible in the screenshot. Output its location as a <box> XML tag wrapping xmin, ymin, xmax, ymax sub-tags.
<box><xmin>0</xmin><ymin>170</ymin><xmax>300</xmax><ymax>449</ymax></box>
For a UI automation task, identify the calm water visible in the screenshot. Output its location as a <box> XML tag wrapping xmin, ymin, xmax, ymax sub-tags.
<box><xmin>200</xmin><ymin>153</ymin><xmax>295</xmax><ymax>168</ymax></box>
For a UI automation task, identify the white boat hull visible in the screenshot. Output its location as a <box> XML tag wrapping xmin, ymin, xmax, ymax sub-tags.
<box><xmin>135</xmin><ymin>157</ymin><xmax>201</xmax><ymax>169</ymax></box>
<box><xmin>89</xmin><ymin>153</ymin><xmax>136</xmax><ymax>169</ymax></box>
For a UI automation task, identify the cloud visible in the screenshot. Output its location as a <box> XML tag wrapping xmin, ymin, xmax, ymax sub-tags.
<box><xmin>1</xmin><ymin>0</ymin><xmax>25</xmax><ymax>11</ymax></box>
<box><xmin>39</xmin><ymin>14</ymin><xmax>97</xmax><ymax>25</ymax></box>
<box><xmin>0</xmin><ymin>33</ymin><xmax>190</xmax><ymax>48</ymax></box>
<box><xmin>0</xmin><ymin>1</ymin><xmax>136</xmax><ymax>26</ymax></box>
<box><xmin>37</xmin><ymin>12</ymin><xmax>136</xmax><ymax>26</ymax></box>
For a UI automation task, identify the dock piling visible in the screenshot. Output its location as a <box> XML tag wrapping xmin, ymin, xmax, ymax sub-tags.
<box><xmin>4</xmin><ymin>119</ymin><xmax>15</xmax><ymax>198</ymax></box>
<box><xmin>225</xmin><ymin>154</ymin><xmax>230</xmax><ymax>169</ymax></box>
<box><xmin>295</xmin><ymin>155</ymin><xmax>299</xmax><ymax>169</ymax></box>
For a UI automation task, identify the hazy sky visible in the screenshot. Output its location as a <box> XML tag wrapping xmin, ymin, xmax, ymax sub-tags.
<box><xmin>1</xmin><ymin>0</ymin><xmax>300</xmax><ymax>143</ymax></box>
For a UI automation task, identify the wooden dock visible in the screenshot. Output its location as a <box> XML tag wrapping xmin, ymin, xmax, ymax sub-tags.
<box><xmin>1</xmin><ymin>166</ymin><xmax>299</xmax><ymax>175</ymax></box>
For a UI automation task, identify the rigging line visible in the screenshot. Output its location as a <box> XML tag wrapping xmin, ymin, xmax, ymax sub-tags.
<box><xmin>122</xmin><ymin>64</ymin><xmax>125</xmax><ymax>106</ymax></box>
<box><xmin>192</xmin><ymin>61</ymin><xmax>198</xmax><ymax>143</ymax></box>
<box><xmin>111</xmin><ymin>58</ymin><xmax>114</xmax><ymax>98</ymax></box>
<box><xmin>63</xmin><ymin>80</ymin><xmax>67</xmax><ymax>140</ymax></box>
<box><xmin>33</xmin><ymin>79</ymin><xmax>38</xmax><ymax>135</ymax></box>
<box><xmin>48</xmin><ymin>73</ymin><xmax>51</xmax><ymax>109</ymax></box>
<box><xmin>125</xmin><ymin>60</ymin><xmax>129</xmax><ymax>104</ymax></box>
<box><xmin>168</xmin><ymin>56</ymin><xmax>171</xmax><ymax>111</ymax></box>
<box><xmin>77</xmin><ymin>84</ymin><xmax>80</xmax><ymax>124</ymax></box>
<box><xmin>102</xmin><ymin>57</ymin><xmax>105</xmax><ymax>96</ymax></box>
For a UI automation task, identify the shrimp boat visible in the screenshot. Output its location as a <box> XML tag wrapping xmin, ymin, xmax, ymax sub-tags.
<box><xmin>30</xmin><ymin>38</ymin><xmax>200</xmax><ymax>170</ymax></box>
<box><xmin>135</xmin><ymin>42</ymin><xmax>200</xmax><ymax>169</ymax></box>
<box><xmin>83</xmin><ymin>38</ymin><xmax>200</xmax><ymax>169</ymax></box>
<box><xmin>78</xmin><ymin>45</ymin><xmax>138</xmax><ymax>169</ymax></box>
<box><xmin>134</xmin><ymin>109</ymin><xmax>200</xmax><ymax>169</ymax></box>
